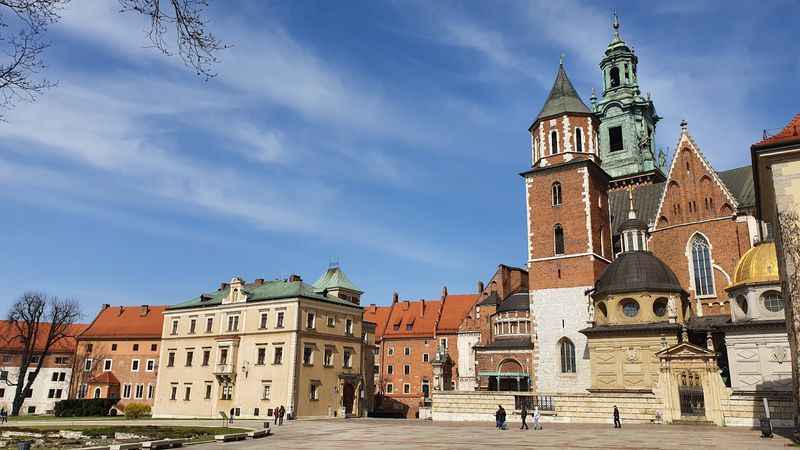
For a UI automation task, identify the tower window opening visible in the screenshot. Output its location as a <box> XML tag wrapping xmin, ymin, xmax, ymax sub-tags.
<box><xmin>550</xmin><ymin>130</ymin><xmax>559</xmax><ymax>155</ymax></box>
<box><xmin>554</xmin><ymin>224</ymin><xmax>565</xmax><ymax>255</ymax></box>
<box><xmin>609</xmin><ymin>126</ymin><xmax>624</xmax><ymax>152</ymax></box>
<box><xmin>575</xmin><ymin>128</ymin><xmax>584</xmax><ymax>152</ymax></box>
<box><xmin>552</xmin><ymin>182</ymin><xmax>562</xmax><ymax>206</ymax></box>
<box><xmin>610</xmin><ymin>67</ymin><xmax>620</xmax><ymax>88</ymax></box>
<box><xmin>624</xmin><ymin>64</ymin><xmax>630</xmax><ymax>81</ymax></box>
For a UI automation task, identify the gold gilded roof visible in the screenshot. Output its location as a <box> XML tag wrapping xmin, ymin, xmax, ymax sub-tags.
<box><xmin>729</xmin><ymin>242</ymin><xmax>780</xmax><ymax>289</ymax></box>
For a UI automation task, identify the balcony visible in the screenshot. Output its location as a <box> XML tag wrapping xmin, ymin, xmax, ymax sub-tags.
<box><xmin>213</xmin><ymin>364</ymin><xmax>236</xmax><ymax>383</ymax></box>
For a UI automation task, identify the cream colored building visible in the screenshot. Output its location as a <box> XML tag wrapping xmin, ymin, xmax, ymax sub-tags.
<box><xmin>152</xmin><ymin>267</ymin><xmax>371</xmax><ymax>419</ymax></box>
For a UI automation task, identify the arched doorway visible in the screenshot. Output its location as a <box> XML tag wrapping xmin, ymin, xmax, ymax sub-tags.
<box><xmin>492</xmin><ymin>359</ymin><xmax>529</xmax><ymax>391</ymax></box>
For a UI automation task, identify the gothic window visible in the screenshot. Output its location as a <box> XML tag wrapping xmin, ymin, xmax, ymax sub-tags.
<box><xmin>691</xmin><ymin>235</ymin><xmax>715</xmax><ymax>296</ymax></box>
<box><xmin>552</xmin><ymin>182</ymin><xmax>562</xmax><ymax>206</ymax></box>
<box><xmin>559</xmin><ymin>338</ymin><xmax>576</xmax><ymax>373</ymax></box>
<box><xmin>575</xmin><ymin>128</ymin><xmax>584</xmax><ymax>152</ymax></box>
<box><xmin>761</xmin><ymin>291</ymin><xmax>784</xmax><ymax>313</ymax></box>
<box><xmin>554</xmin><ymin>224</ymin><xmax>565</xmax><ymax>255</ymax></box>
<box><xmin>550</xmin><ymin>130</ymin><xmax>559</xmax><ymax>154</ymax></box>
<box><xmin>610</xmin><ymin>67</ymin><xmax>620</xmax><ymax>88</ymax></box>
<box><xmin>609</xmin><ymin>126</ymin><xmax>623</xmax><ymax>152</ymax></box>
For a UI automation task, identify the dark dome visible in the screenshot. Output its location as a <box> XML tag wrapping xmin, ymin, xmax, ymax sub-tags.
<box><xmin>595</xmin><ymin>251</ymin><xmax>684</xmax><ymax>296</ymax></box>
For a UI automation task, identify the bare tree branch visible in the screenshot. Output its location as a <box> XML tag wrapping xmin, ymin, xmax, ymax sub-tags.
<box><xmin>118</xmin><ymin>0</ymin><xmax>227</xmax><ymax>80</ymax></box>
<box><xmin>6</xmin><ymin>292</ymin><xmax>80</xmax><ymax>416</ymax></box>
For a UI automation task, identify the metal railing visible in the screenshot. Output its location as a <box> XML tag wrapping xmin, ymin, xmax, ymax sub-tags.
<box><xmin>515</xmin><ymin>394</ymin><xmax>555</xmax><ymax>411</ymax></box>
<box><xmin>214</xmin><ymin>363</ymin><xmax>235</xmax><ymax>375</ymax></box>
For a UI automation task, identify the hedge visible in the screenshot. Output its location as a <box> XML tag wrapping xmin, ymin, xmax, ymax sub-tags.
<box><xmin>54</xmin><ymin>398</ymin><xmax>119</xmax><ymax>417</ymax></box>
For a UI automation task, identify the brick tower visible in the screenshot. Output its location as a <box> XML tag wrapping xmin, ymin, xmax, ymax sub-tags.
<box><xmin>522</xmin><ymin>60</ymin><xmax>613</xmax><ymax>393</ymax></box>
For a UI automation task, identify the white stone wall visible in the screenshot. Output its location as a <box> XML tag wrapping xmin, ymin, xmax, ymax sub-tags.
<box><xmin>725</xmin><ymin>329</ymin><xmax>792</xmax><ymax>392</ymax></box>
<box><xmin>531</xmin><ymin>287</ymin><xmax>592</xmax><ymax>393</ymax></box>
<box><xmin>456</xmin><ymin>331</ymin><xmax>479</xmax><ymax>391</ymax></box>
<box><xmin>0</xmin><ymin>366</ymin><xmax>73</xmax><ymax>415</ymax></box>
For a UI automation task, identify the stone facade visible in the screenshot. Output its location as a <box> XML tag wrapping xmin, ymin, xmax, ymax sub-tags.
<box><xmin>455</xmin><ymin>331</ymin><xmax>479</xmax><ymax>391</ymax></box>
<box><xmin>0</xmin><ymin>358</ymin><xmax>74</xmax><ymax>415</ymax></box>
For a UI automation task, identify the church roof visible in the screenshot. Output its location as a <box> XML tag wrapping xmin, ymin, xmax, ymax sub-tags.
<box><xmin>534</xmin><ymin>63</ymin><xmax>591</xmax><ymax>123</ymax></box>
<box><xmin>609</xmin><ymin>165</ymin><xmax>755</xmax><ymax>232</ymax></box>
<box><xmin>752</xmin><ymin>113</ymin><xmax>800</xmax><ymax>149</ymax></box>
<box><xmin>728</xmin><ymin>241</ymin><xmax>780</xmax><ymax>290</ymax></box>
<box><xmin>496</xmin><ymin>292</ymin><xmax>530</xmax><ymax>313</ymax></box>
<box><xmin>595</xmin><ymin>251</ymin><xmax>684</xmax><ymax>296</ymax></box>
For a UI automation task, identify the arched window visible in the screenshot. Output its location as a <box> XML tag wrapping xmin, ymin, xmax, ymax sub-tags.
<box><xmin>550</xmin><ymin>130</ymin><xmax>559</xmax><ymax>155</ymax></box>
<box><xmin>610</xmin><ymin>67</ymin><xmax>620</xmax><ymax>88</ymax></box>
<box><xmin>93</xmin><ymin>388</ymin><xmax>101</xmax><ymax>399</ymax></box>
<box><xmin>554</xmin><ymin>224</ymin><xmax>565</xmax><ymax>255</ymax></box>
<box><xmin>552</xmin><ymin>182</ymin><xmax>562</xmax><ymax>206</ymax></box>
<box><xmin>691</xmin><ymin>235</ymin><xmax>715</xmax><ymax>296</ymax></box>
<box><xmin>575</xmin><ymin>128</ymin><xmax>583</xmax><ymax>152</ymax></box>
<box><xmin>560</xmin><ymin>338</ymin><xmax>576</xmax><ymax>373</ymax></box>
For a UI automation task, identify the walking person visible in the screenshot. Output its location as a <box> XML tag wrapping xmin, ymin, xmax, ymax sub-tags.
<box><xmin>0</xmin><ymin>407</ymin><xmax>6</xmax><ymax>424</ymax></box>
<box><xmin>273</xmin><ymin>406</ymin><xmax>279</xmax><ymax>425</ymax></box>
<box><xmin>533</xmin><ymin>406</ymin><xmax>541</xmax><ymax>430</ymax></box>
<box><xmin>495</xmin><ymin>405</ymin><xmax>507</xmax><ymax>430</ymax></box>
<box><xmin>519</xmin><ymin>405</ymin><xmax>529</xmax><ymax>430</ymax></box>
<box><xmin>228</xmin><ymin>407</ymin><xmax>235</xmax><ymax>424</ymax></box>
<box><xmin>613</xmin><ymin>405</ymin><xmax>622</xmax><ymax>428</ymax></box>
<box><xmin>278</xmin><ymin>405</ymin><xmax>285</xmax><ymax>425</ymax></box>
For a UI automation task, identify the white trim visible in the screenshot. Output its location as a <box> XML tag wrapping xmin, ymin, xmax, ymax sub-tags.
<box><xmin>131</xmin><ymin>358</ymin><xmax>140</xmax><ymax>372</ymax></box>
<box><xmin>562</xmin><ymin>115</ymin><xmax>572</xmax><ymax>153</ymax></box>
<box><xmin>103</xmin><ymin>359</ymin><xmax>112</xmax><ymax>372</ymax></box>
<box><xmin>145</xmin><ymin>359</ymin><xmax>156</xmax><ymax>372</ymax></box>
<box><xmin>685</xmin><ymin>231</ymin><xmax>718</xmax><ymax>315</ymax></box>
<box><xmin>530</xmin><ymin>252</ymin><xmax>611</xmax><ymax>264</ymax></box>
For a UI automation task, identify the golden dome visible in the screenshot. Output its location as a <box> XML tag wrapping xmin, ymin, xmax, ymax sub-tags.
<box><xmin>729</xmin><ymin>242</ymin><xmax>780</xmax><ymax>289</ymax></box>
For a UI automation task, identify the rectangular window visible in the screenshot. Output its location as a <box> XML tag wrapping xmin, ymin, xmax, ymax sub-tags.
<box><xmin>111</xmin><ymin>344</ymin><xmax>117</xmax><ymax>351</ymax></box>
<box><xmin>345</xmin><ymin>319</ymin><xmax>353</xmax><ymax>336</ymax></box>
<box><xmin>260</xmin><ymin>313</ymin><xmax>268</xmax><ymax>329</ymax></box>
<box><xmin>148</xmin><ymin>384</ymin><xmax>154</xmax><ymax>399</ymax></box>
<box><xmin>343</xmin><ymin>350</ymin><xmax>352</xmax><ymax>369</ymax></box>
<box><xmin>167</xmin><ymin>352</ymin><xmax>175</xmax><ymax>367</ymax></box>
<box><xmin>440</xmin><ymin>338</ymin><xmax>448</xmax><ymax>349</ymax></box>
<box><xmin>131</xmin><ymin>359</ymin><xmax>140</xmax><ymax>372</ymax></box>
<box><xmin>403</xmin><ymin>383</ymin><xmax>411</xmax><ymax>394</ymax></box>
<box><xmin>257</xmin><ymin>348</ymin><xmax>266</xmax><ymax>366</ymax></box>
<box><xmin>123</xmin><ymin>384</ymin><xmax>132</xmax><ymax>399</ymax></box>
<box><xmin>306</xmin><ymin>312</ymin><xmax>316</xmax><ymax>329</ymax></box>
<box><xmin>86</xmin><ymin>343</ymin><xmax>93</xmax><ymax>353</ymax></box>
<box><xmin>132</xmin><ymin>344</ymin><xmax>139</xmax><ymax>352</ymax></box>
<box><xmin>171</xmin><ymin>320</ymin><xmax>179</xmax><ymax>335</ymax></box>
<box><xmin>303</xmin><ymin>346</ymin><xmax>314</xmax><ymax>365</ymax></box>
<box><xmin>189</xmin><ymin>319</ymin><xmax>197</xmax><ymax>334</ymax></box>
<box><xmin>185</xmin><ymin>351</ymin><xmax>194</xmax><ymax>367</ymax></box>
<box><xmin>206</xmin><ymin>317</ymin><xmax>213</xmax><ymax>333</ymax></box>
<box><xmin>135</xmin><ymin>384</ymin><xmax>144</xmax><ymax>399</ymax></box>
<box><xmin>609</xmin><ymin>126</ymin><xmax>624</xmax><ymax>152</ymax></box>
<box><xmin>30</xmin><ymin>355</ymin><xmax>40</xmax><ymax>364</ymax></box>
<box><xmin>386</xmin><ymin>383</ymin><xmax>393</xmax><ymax>394</ymax></box>
<box><xmin>151</xmin><ymin>344</ymin><xmax>158</xmax><ymax>352</ymax></box>
<box><xmin>262</xmin><ymin>384</ymin><xmax>271</xmax><ymax>400</ymax></box>
<box><xmin>273</xmin><ymin>347</ymin><xmax>283</xmax><ymax>365</ymax></box>
<box><xmin>24</xmin><ymin>388</ymin><xmax>33</xmax><ymax>398</ymax></box>
<box><xmin>205</xmin><ymin>383</ymin><xmax>212</xmax><ymax>400</ymax></box>
<box><xmin>423</xmin><ymin>353</ymin><xmax>429</xmax><ymax>363</ymax></box>
<box><xmin>387</xmin><ymin>347</ymin><xmax>394</xmax><ymax>356</ymax></box>
<box><xmin>221</xmin><ymin>384</ymin><xmax>232</xmax><ymax>400</ymax></box>
<box><xmin>309</xmin><ymin>383</ymin><xmax>319</xmax><ymax>401</ymax></box>
<box><xmin>146</xmin><ymin>359</ymin><xmax>156</xmax><ymax>372</ymax></box>
<box><xmin>184</xmin><ymin>386</ymin><xmax>191</xmax><ymax>401</ymax></box>
<box><xmin>48</xmin><ymin>389</ymin><xmax>55</xmax><ymax>399</ymax></box>
<box><xmin>227</xmin><ymin>315</ymin><xmax>239</xmax><ymax>332</ymax></box>
<box><xmin>324</xmin><ymin>347</ymin><xmax>334</xmax><ymax>367</ymax></box>
<box><xmin>404</xmin><ymin>364</ymin><xmax>410</xmax><ymax>375</ymax></box>
<box><xmin>0</xmin><ymin>388</ymin><xmax>5</xmax><ymax>398</ymax></box>
<box><xmin>55</xmin><ymin>356</ymin><xmax>69</xmax><ymax>365</ymax></box>
<box><xmin>0</xmin><ymin>370</ymin><xmax>7</xmax><ymax>381</ymax></box>
<box><xmin>327</xmin><ymin>316</ymin><xmax>336</xmax><ymax>327</ymax></box>
<box><xmin>387</xmin><ymin>365</ymin><xmax>393</xmax><ymax>375</ymax></box>
<box><xmin>78</xmin><ymin>384</ymin><xmax>87</xmax><ymax>399</ymax></box>
<box><xmin>404</xmin><ymin>347</ymin><xmax>410</xmax><ymax>356</ymax></box>
<box><xmin>52</xmin><ymin>372</ymin><xmax>59</xmax><ymax>382</ymax></box>
<box><xmin>219</xmin><ymin>348</ymin><xmax>228</xmax><ymax>365</ymax></box>
<box><xmin>103</xmin><ymin>359</ymin><xmax>112</xmax><ymax>371</ymax></box>
<box><xmin>276</xmin><ymin>312</ymin><xmax>285</xmax><ymax>328</ymax></box>
<box><xmin>202</xmin><ymin>350</ymin><xmax>210</xmax><ymax>367</ymax></box>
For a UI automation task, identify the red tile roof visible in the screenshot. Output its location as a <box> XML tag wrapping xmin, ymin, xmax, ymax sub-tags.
<box><xmin>89</xmin><ymin>371</ymin><xmax>121</xmax><ymax>385</ymax></box>
<box><xmin>364</xmin><ymin>293</ymin><xmax>479</xmax><ymax>339</ymax></box>
<box><xmin>436</xmin><ymin>294</ymin><xmax>480</xmax><ymax>333</ymax></box>
<box><xmin>80</xmin><ymin>305</ymin><xmax>167</xmax><ymax>339</ymax></box>
<box><xmin>364</xmin><ymin>304</ymin><xmax>392</xmax><ymax>340</ymax></box>
<box><xmin>0</xmin><ymin>321</ymin><xmax>86</xmax><ymax>353</ymax></box>
<box><xmin>753</xmin><ymin>113</ymin><xmax>800</xmax><ymax>148</ymax></box>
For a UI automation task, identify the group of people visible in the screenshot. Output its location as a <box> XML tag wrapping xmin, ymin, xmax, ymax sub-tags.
<box><xmin>495</xmin><ymin>404</ymin><xmax>622</xmax><ymax>430</ymax></box>
<box><xmin>273</xmin><ymin>405</ymin><xmax>287</xmax><ymax>426</ymax></box>
<box><xmin>494</xmin><ymin>405</ymin><xmax>542</xmax><ymax>431</ymax></box>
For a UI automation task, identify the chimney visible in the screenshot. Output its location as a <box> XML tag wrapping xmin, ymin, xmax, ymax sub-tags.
<box><xmin>403</xmin><ymin>300</ymin><xmax>410</xmax><ymax>311</ymax></box>
<box><xmin>392</xmin><ymin>292</ymin><xmax>399</xmax><ymax>304</ymax></box>
<box><xmin>219</xmin><ymin>282</ymin><xmax>229</xmax><ymax>291</ymax></box>
<box><xmin>477</xmin><ymin>281</ymin><xmax>484</xmax><ymax>294</ymax></box>
<box><xmin>118</xmin><ymin>306</ymin><xmax>124</xmax><ymax>316</ymax></box>
<box><xmin>368</xmin><ymin>304</ymin><xmax>377</xmax><ymax>313</ymax></box>
<box><xmin>288</xmin><ymin>274</ymin><xmax>302</xmax><ymax>283</ymax></box>
<box><xmin>441</xmin><ymin>286</ymin><xmax>448</xmax><ymax>300</ymax></box>
<box><xmin>140</xmin><ymin>305</ymin><xmax>150</xmax><ymax>317</ymax></box>
<box><xmin>101</xmin><ymin>304</ymin><xmax>110</xmax><ymax>310</ymax></box>
<box><xmin>254</xmin><ymin>278</ymin><xmax>265</xmax><ymax>285</ymax></box>
<box><xmin>421</xmin><ymin>299</ymin><xmax>426</xmax><ymax>314</ymax></box>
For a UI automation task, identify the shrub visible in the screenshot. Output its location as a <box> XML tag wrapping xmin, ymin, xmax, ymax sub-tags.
<box><xmin>124</xmin><ymin>403</ymin><xmax>151</xmax><ymax>419</ymax></box>
<box><xmin>54</xmin><ymin>398</ymin><xmax>118</xmax><ymax>417</ymax></box>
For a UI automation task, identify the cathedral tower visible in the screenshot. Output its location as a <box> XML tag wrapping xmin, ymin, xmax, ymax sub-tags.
<box><xmin>523</xmin><ymin>61</ymin><xmax>613</xmax><ymax>393</ymax></box>
<box><xmin>593</xmin><ymin>13</ymin><xmax>663</xmax><ymax>188</ymax></box>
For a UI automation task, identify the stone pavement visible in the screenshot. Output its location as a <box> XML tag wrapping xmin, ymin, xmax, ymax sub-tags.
<box><xmin>191</xmin><ymin>418</ymin><xmax>792</xmax><ymax>450</ymax></box>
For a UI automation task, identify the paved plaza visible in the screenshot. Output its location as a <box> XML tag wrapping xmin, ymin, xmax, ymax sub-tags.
<box><xmin>7</xmin><ymin>417</ymin><xmax>794</xmax><ymax>449</ymax></box>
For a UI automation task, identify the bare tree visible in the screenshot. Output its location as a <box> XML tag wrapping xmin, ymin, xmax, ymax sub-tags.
<box><xmin>6</xmin><ymin>292</ymin><xmax>80</xmax><ymax>416</ymax></box>
<box><xmin>0</xmin><ymin>0</ymin><xmax>226</xmax><ymax>119</ymax></box>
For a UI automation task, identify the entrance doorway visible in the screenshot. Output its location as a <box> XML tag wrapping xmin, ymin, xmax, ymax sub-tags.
<box><xmin>342</xmin><ymin>382</ymin><xmax>355</xmax><ymax>415</ymax></box>
<box><xmin>679</xmin><ymin>387</ymin><xmax>705</xmax><ymax>417</ymax></box>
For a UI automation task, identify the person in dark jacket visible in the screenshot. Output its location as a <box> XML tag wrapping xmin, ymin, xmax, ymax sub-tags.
<box><xmin>228</xmin><ymin>407</ymin><xmax>235</xmax><ymax>424</ymax></box>
<box><xmin>495</xmin><ymin>405</ymin><xmax>506</xmax><ymax>430</ymax></box>
<box><xmin>520</xmin><ymin>405</ymin><xmax>529</xmax><ymax>430</ymax></box>
<box><xmin>274</xmin><ymin>406</ymin><xmax>279</xmax><ymax>425</ymax></box>
<box><xmin>278</xmin><ymin>405</ymin><xmax>285</xmax><ymax>425</ymax></box>
<box><xmin>613</xmin><ymin>405</ymin><xmax>621</xmax><ymax>428</ymax></box>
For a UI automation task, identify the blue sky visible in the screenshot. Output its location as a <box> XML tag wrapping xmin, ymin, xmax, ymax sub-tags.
<box><xmin>0</xmin><ymin>0</ymin><xmax>798</xmax><ymax>317</ymax></box>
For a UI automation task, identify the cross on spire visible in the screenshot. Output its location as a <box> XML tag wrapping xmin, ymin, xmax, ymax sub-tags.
<box><xmin>559</xmin><ymin>52</ymin><xmax>565</xmax><ymax>66</ymax></box>
<box><xmin>612</xmin><ymin>10</ymin><xmax>620</xmax><ymax>38</ymax></box>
